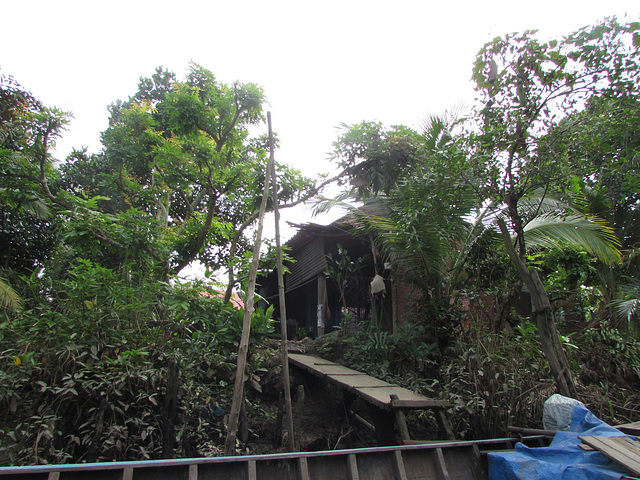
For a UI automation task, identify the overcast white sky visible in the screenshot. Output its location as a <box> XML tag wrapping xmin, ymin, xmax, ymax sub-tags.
<box><xmin>3</xmin><ymin>0</ymin><xmax>639</xmax><ymax>252</ymax></box>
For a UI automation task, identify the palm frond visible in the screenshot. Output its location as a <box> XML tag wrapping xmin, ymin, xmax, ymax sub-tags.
<box><xmin>523</xmin><ymin>213</ymin><xmax>621</xmax><ymax>265</ymax></box>
<box><xmin>311</xmin><ymin>193</ymin><xmax>359</xmax><ymax>217</ymax></box>
<box><xmin>450</xmin><ymin>204</ymin><xmax>498</xmax><ymax>275</ymax></box>
<box><xmin>518</xmin><ymin>194</ymin><xmax>570</xmax><ymax>217</ymax></box>
<box><xmin>612</xmin><ymin>298</ymin><xmax>640</xmax><ymax>329</ymax></box>
<box><xmin>518</xmin><ymin>188</ymin><xmax>599</xmax><ymax>220</ymax></box>
<box><xmin>417</xmin><ymin>103</ymin><xmax>466</xmax><ymax>152</ymax></box>
<box><xmin>0</xmin><ymin>277</ymin><xmax>22</xmax><ymax>310</ymax></box>
<box><xmin>611</xmin><ymin>277</ymin><xmax>640</xmax><ymax>330</ymax></box>
<box><xmin>21</xmin><ymin>197</ymin><xmax>52</xmax><ymax>219</ymax></box>
<box><xmin>329</xmin><ymin>199</ymin><xmax>449</xmax><ymax>288</ymax></box>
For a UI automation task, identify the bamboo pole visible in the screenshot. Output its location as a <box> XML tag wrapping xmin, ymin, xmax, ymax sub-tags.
<box><xmin>268</xmin><ymin>112</ymin><xmax>296</xmax><ymax>451</ymax></box>
<box><xmin>224</xmin><ymin>114</ymin><xmax>275</xmax><ymax>456</ymax></box>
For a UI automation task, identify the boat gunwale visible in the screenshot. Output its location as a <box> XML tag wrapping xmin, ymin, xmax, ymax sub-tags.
<box><xmin>0</xmin><ymin>436</ymin><xmax>548</xmax><ymax>475</ymax></box>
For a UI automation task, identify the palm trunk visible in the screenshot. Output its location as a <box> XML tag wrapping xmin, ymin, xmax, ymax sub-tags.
<box><xmin>497</xmin><ymin>219</ymin><xmax>578</xmax><ymax>399</ymax></box>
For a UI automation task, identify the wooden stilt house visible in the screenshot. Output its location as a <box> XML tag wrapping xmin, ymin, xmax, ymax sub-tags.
<box><xmin>261</xmin><ymin>214</ymin><xmax>414</xmax><ymax>338</ymax></box>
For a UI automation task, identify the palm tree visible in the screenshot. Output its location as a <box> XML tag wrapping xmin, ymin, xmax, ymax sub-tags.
<box><xmin>493</xmin><ymin>191</ymin><xmax>621</xmax><ymax>398</ymax></box>
<box><xmin>328</xmin><ymin>107</ymin><xmax>623</xmax><ymax>398</ymax></box>
<box><xmin>346</xmin><ymin>184</ymin><xmax>620</xmax><ymax>399</ymax></box>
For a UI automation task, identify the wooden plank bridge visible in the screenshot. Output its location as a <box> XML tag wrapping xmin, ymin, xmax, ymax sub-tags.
<box><xmin>288</xmin><ymin>354</ymin><xmax>455</xmax><ymax>445</ymax></box>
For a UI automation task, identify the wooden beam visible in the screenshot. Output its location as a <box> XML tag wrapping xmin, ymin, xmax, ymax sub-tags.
<box><xmin>617</xmin><ymin>421</ymin><xmax>640</xmax><ymax>436</ymax></box>
<box><xmin>391</xmin><ymin>394</ymin><xmax>411</xmax><ymax>443</ymax></box>
<box><xmin>298</xmin><ymin>457</ymin><xmax>311</xmax><ymax>480</ymax></box>
<box><xmin>435</xmin><ymin>447</ymin><xmax>452</xmax><ymax>480</ymax></box>
<box><xmin>247</xmin><ymin>460</ymin><xmax>257</xmax><ymax>480</ymax></box>
<box><xmin>348</xmin><ymin>453</ymin><xmax>360</xmax><ymax>480</ymax></box>
<box><xmin>317</xmin><ymin>274</ymin><xmax>326</xmax><ymax>337</ymax></box>
<box><xmin>353</xmin><ymin>413</ymin><xmax>376</xmax><ymax>432</ymax></box>
<box><xmin>269</xmin><ymin>112</ymin><xmax>296</xmax><ymax>452</ymax></box>
<box><xmin>394</xmin><ymin>450</ymin><xmax>408</xmax><ymax>480</ymax></box>
<box><xmin>435</xmin><ymin>409</ymin><xmax>456</xmax><ymax>441</ymax></box>
<box><xmin>224</xmin><ymin>111</ymin><xmax>275</xmax><ymax>455</ymax></box>
<box><xmin>122</xmin><ymin>467</ymin><xmax>133</xmax><ymax>480</ymax></box>
<box><xmin>391</xmin><ymin>399</ymin><xmax>450</xmax><ymax>409</ymax></box>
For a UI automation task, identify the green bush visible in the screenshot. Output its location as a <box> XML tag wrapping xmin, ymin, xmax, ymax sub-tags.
<box><xmin>0</xmin><ymin>261</ymin><xmax>273</xmax><ymax>465</ymax></box>
<box><xmin>583</xmin><ymin>325</ymin><xmax>640</xmax><ymax>382</ymax></box>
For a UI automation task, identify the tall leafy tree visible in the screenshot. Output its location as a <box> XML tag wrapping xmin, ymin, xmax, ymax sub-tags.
<box><xmin>0</xmin><ymin>74</ymin><xmax>65</xmax><ymax>306</ymax></box>
<box><xmin>330</xmin><ymin>121</ymin><xmax>421</xmax><ymax>199</ymax></box>
<box><xmin>328</xmin><ymin>111</ymin><xmax>484</xmax><ymax>321</ymax></box>
<box><xmin>547</xmin><ymin>94</ymin><xmax>640</xmax><ymax>324</ymax></box>
<box><xmin>0</xmin><ymin>69</ymin><xmax>314</xmax><ymax>463</ymax></box>
<box><xmin>62</xmin><ymin>64</ymin><xmax>314</xmax><ymax>280</ymax></box>
<box><xmin>328</xmin><ymin>19</ymin><xmax>636</xmax><ymax>398</ymax></box>
<box><xmin>468</xmin><ymin>18</ymin><xmax>638</xmax><ymax>396</ymax></box>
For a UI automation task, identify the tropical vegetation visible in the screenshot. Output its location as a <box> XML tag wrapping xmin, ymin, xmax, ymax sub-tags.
<box><xmin>1</xmin><ymin>17</ymin><xmax>639</xmax><ymax>465</ymax></box>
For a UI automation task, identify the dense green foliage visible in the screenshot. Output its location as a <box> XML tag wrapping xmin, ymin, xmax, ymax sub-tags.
<box><xmin>329</xmin><ymin>17</ymin><xmax>639</xmax><ymax>399</ymax></box>
<box><xmin>0</xmin><ymin>268</ymin><xmax>277</xmax><ymax>463</ymax></box>
<box><xmin>0</xmin><ymin>67</ymin><xmax>292</xmax><ymax>464</ymax></box>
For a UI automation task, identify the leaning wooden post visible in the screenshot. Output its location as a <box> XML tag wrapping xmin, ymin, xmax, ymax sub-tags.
<box><xmin>224</xmin><ymin>114</ymin><xmax>275</xmax><ymax>456</ymax></box>
<box><xmin>268</xmin><ymin>112</ymin><xmax>296</xmax><ymax>451</ymax></box>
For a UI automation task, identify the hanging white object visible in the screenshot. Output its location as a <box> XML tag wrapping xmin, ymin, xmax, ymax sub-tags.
<box><xmin>370</xmin><ymin>274</ymin><xmax>386</xmax><ymax>294</ymax></box>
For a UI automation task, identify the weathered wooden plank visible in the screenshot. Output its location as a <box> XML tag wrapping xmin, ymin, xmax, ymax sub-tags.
<box><xmin>289</xmin><ymin>353</ymin><xmax>331</xmax><ymax>368</ymax></box>
<box><xmin>289</xmin><ymin>354</ymin><xmax>359</xmax><ymax>376</ymax></box>
<box><xmin>392</xmin><ymin>398</ymin><xmax>450</xmax><ymax>409</ymax></box>
<box><xmin>298</xmin><ymin>456</ymin><xmax>311</xmax><ymax>480</ymax></box>
<box><xmin>617</xmin><ymin>421</ymin><xmax>640</xmax><ymax>436</ymax></box>
<box><xmin>579</xmin><ymin>435</ymin><xmax>640</xmax><ymax>476</ymax></box>
<box><xmin>247</xmin><ymin>460</ymin><xmax>257</xmax><ymax>480</ymax></box>
<box><xmin>356</xmin><ymin>386</ymin><xmax>431</xmax><ymax>409</ymax></box>
<box><xmin>310</xmin><ymin>364</ymin><xmax>361</xmax><ymax>376</ymax></box>
<box><xmin>348</xmin><ymin>453</ymin><xmax>360</xmax><ymax>480</ymax></box>
<box><xmin>290</xmin><ymin>354</ymin><xmax>448</xmax><ymax>411</ymax></box>
<box><xmin>394</xmin><ymin>450</ymin><xmax>408</xmax><ymax>480</ymax></box>
<box><xmin>327</xmin><ymin>374</ymin><xmax>392</xmax><ymax>388</ymax></box>
<box><xmin>290</xmin><ymin>353</ymin><xmax>454</xmax><ymax>441</ymax></box>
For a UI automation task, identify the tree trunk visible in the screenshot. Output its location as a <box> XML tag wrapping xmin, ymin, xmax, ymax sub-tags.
<box><xmin>224</xmin><ymin>116</ymin><xmax>275</xmax><ymax>456</ymax></box>
<box><xmin>527</xmin><ymin>269</ymin><xmax>578</xmax><ymax>399</ymax></box>
<box><xmin>497</xmin><ymin>219</ymin><xmax>578</xmax><ymax>399</ymax></box>
<box><xmin>494</xmin><ymin>277</ymin><xmax>522</xmax><ymax>332</ymax></box>
<box><xmin>268</xmin><ymin>112</ymin><xmax>296</xmax><ymax>451</ymax></box>
<box><xmin>162</xmin><ymin>360</ymin><xmax>179</xmax><ymax>458</ymax></box>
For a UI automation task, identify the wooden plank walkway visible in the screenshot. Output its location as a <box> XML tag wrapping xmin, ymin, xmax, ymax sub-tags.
<box><xmin>289</xmin><ymin>354</ymin><xmax>447</xmax><ymax>411</ymax></box>
<box><xmin>288</xmin><ymin>353</ymin><xmax>454</xmax><ymax>443</ymax></box>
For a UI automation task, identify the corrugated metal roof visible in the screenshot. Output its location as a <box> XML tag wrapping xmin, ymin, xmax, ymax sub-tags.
<box><xmin>286</xmin><ymin>236</ymin><xmax>326</xmax><ymax>291</ymax></box>
<box><xmin>282</xmin><ymin>204</ymin><xmax>384</xmax><ymax>293</ymax></box>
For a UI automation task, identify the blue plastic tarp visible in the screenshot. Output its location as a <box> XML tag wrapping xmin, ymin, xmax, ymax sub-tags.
<box><xmin>488</xmin><ymin>404</ymin><xmax>635</xmax><ymax>479</ymax></box>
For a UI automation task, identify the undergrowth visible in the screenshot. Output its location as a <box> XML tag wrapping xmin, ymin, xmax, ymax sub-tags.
<box><xmin>310</xmin><ymin>316</ymin><xmax>640</xmax><ymax>441</ymax></box>
<box><xmin>0</xmin><ymin>263</ymin><xmax>277</xmax><ymax>465</ymax></box>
